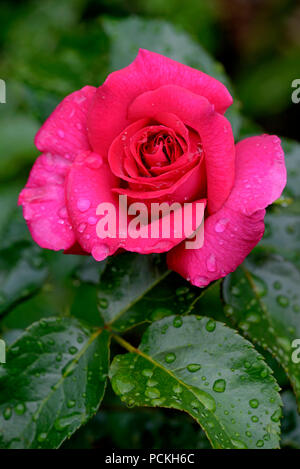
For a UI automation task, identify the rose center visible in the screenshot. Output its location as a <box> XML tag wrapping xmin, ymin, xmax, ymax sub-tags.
<box><xmin>136</xmin><ymin>126</ymin><xmax>184</xmax><ymax>172</ymax></box>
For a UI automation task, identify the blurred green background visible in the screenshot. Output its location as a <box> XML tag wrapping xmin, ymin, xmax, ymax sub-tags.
<box><xmin>0</xmin><ymin>0</ymin><xmax>299</xmax><ymax>449</ymax></box>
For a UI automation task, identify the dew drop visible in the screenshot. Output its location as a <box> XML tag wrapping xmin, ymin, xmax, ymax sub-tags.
<box><xmin>37</xmin><ymin>432</ymin><xmax>47</xmax><ymax>443</ymax></box>
<box><xmin>98</xmin><ymin>298</ymin><xmax>108</xmax><ymax>309</ymax></box>
<box><xmin>206</xmin><ymin>254</ymin><xmax>216</xmax><ymax>272</ymax></box>
<box><xmin>165</xmin><ymin>353</ymin><xmax>176</xmax><ymax>364</ymax></box>
<box><xmin>190</xmin><ymin>387</ymin><xmax>216</xmax><ymax>412</ymax></box>
<box><xmin>86</xmin><ymin>155</ymin><xmax>103</xmax><ymax>169</ymax></box>
<box><xmin>3</xmin><ymin>407</ymin><xmax>12</xmax><ymax>420</ymax></box>
<box><xmin>273</xmin><ymin>280</ymin><xmax>282</xmax><ymax>290</ymax></box>
<box><xmin>58</xmin><ymin>206</ymin><xmax>68</xmax><ymax>218</ymax></box>
<box><xmin>231</xmin><ymin>439</ymin><xmax>248</xmax><ymax>449</ymax></box>
<box><xmin>193</xmin><ymin>276</ymin><xmax>208</xmax><ymax>287</ymax></box>
<box><xmin>151</xmin><ymin>398</ymin><xmax>166</xmax><ymax>406</ymax></box>
<box><xmin>206</xmin><ymin>319</ymin><xmax>216</xmax><ymax>332</ymax></box>
<box><xmin>92</xmin><ymin>244</ymin><xmax>109</xmax><ymax>261</ymax></box>
<box><xmin>77</xmin><ymin>198</ymin><xmax>91</xmax><ymax>212</ymax></box>
<box><xmin>142</xmin><ymin>369</ymin><xmax>153</xmax><ymax>378</ymax></box>
<box><xmin>271</xmin><ymin>408</ymin><xmax>281</xmax><ymax>422</ymax></box>
<box><xmin>14</xmin><ymin>403</ymin><xmax>26</xmax><ymax>415</ymax></box>
<box><xmin>115</xmin><ymin>378</ymin><xmax>134</xmax><ymax>394</ymax></box>
<box><xmin>145</xmin><ymin>388</ymin><xmax>160</xmax><ymax>399</ymax></box>
<box><xmin>173</xmin><ymin>316</ymin><xmax>183</xmax><ymax>328</ymax></box>
<box><xmin>173</xmin><ymin>384</ymin><xmax>182</xmax><ymax>394</ymax></box>
<box><xmin>214</xmin><ymin>218</ymin><xmax>229</xmax><ymax>233</ymax></box>
<box><xmin>249</xmin><ymin>399</ymin><xmax>259</xmax><ymax>409</ymax></box>
<box><xmin>187</xmin><ymin>363</ymin><xmax>201</xmax><ymax>373</ymax></box>
<box><xmin>88</xmin><ymin>216</ymin><xmax>97</xmax><ymax>225</ymax></box>
<box><xmin>68</xmin><ymin>346</ymin><xmax>78</xmax><ymax>355</ymax></box>
<box><xmin>276</xmin><ymin>295</ymin><xmax>289</xmax><ymax>308</ymax></box>
<box><xmin>147</xmin><ymin>379</ymin><xmax>158</xmax><ymax>387</ymax></box>
<box><xmin>67</xmin><ymin>400</ymin><xmax>76</xmax><ymax>409</ymax></box>
<box><xmin>78</xmin><ymin>223</ymin><xmax>87</xmax><ymax>233</ymax></box>
<box><xmin>213</xmin><ymin>379</ymin><xmax>226</xmax><ymax>393</ymax></box>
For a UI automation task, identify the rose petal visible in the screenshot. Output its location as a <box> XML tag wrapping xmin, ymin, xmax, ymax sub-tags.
<box><xmin>129</xmin><ymin>84</ymin><xmax>235</xmax><ymax>213</ymax></box>
<box><xmin>88</xmin><ymin>49</ymin><xmax>233</xmax><ymax>156</ymax></box>
<box><xmin>18</xmin><ymin>153</ymin><xmax>75</xmax><ymax>251</ymax></box>
<box><xmin>66</xmin><ymin>151</ymin><xmax>206</xmax><ymax>256</ymax></box>
<box><xmin>35</xmin><ymin>86</ymin><xmax>96</xmax><ymax>160</ymax></box>
<box><xmin>167</xmin><ymin>135</ymin><xmax>287</xmax><ymax>286</ymax></box>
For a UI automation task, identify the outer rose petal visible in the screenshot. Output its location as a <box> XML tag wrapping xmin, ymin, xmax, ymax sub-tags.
<box><xmin>35</xmin><ymin>86</ymin><xmax>96</xmax><ymax>160</ymax></box>
<box><xmin>167</xmin><ymin>135</ymin><xmax>287</xmax><ymax>287</ymax></box>
<box><xmin>129</xmin><ymin>85</ymin><xmax>235</xmax><ymax>213</ymax></box>
<box><xmin>88</xmin><ymin>49</ymin><xmax>233</xmax><ymax>155</ymax></box>
<box><xmin>18</xmin><ymin>153</ymin><xmax>75</xmax><ymax>251</ymax></box>
<box><xmin>66</xmin><ymin>151</ymin><xmax>206</xmax><ymax>258</ymax></box>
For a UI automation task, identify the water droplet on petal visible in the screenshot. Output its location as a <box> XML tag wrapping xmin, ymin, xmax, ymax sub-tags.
<box><xmin>77</xmin><ymin>198</ymin><xmax>91</xmax><ymax>212</ymax></box>
<box><xmin>215</xmin><ymin>218</ymin><xmax>229</xmax><ymax>233</ymax></box>
<box><xmin>92</xmin><ymin>244</ymin><xmax>109</xmax><ymax>261</ymax></box>
<box><xmin>78</xmin><ymin>223</ymin><xmax>87</xmax><ymax>233</ymax></box>
<box><xmin>193</xmin><ymin>276</ymin><xmax>208</xmax><ymax>287</ymax></box>
<box><xmin>88</xmin><ymin>216</ymin><xmax>97</xmax><ymax>225</ymax></box>
<box><xmin>86</xmin><ymin>155</ymin><xmax>103</xmax><ymax>169</ymax></box>
<box><xmin>58</xmin><ymin>207</ymin><xmax>68</xmax><ymax>218</ymax></box>
<box><xmin>206</xmin><ymin>254</ymin><xmax>216</xmax><ymax>272</ymax></box>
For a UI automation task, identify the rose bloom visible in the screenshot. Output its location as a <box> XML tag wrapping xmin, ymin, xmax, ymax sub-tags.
<box><xmin>19</xmin><ymin>50</ymin><xmax>286</xmax><ymax>287</ymax></box>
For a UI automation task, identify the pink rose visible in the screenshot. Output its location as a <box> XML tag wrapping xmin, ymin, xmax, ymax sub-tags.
<box><xmin>19</xmin><ymin>50</ymin><xmax>286</xmax><ymax>287</ymax></box>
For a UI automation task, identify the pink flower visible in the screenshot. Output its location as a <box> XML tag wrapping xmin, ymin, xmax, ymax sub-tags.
<box><xmin>19</xmin><ymin>50</ymin><xmax>286</xmax><ymax>287</ymax></box>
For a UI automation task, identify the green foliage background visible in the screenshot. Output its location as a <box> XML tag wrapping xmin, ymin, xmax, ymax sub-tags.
<box><xmin>0</xmin><ymin>0</ymin><xmax>299</xmax><ymax>449</ymax></box>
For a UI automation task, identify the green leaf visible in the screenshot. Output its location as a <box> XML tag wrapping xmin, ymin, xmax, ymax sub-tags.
<box><xmin>63</xmin><ymin>386</ymin><xmax>211</xmax><ymax>449</ymax></box>
<box><xmin>103</xmin><ymin>16</ymin><xmax>232</xmax><ymax>91</ymax></box>
<box><xmin>260</xmin><ymin>140</ymin><xmax>300</xmax><ymax>269</ymax></box>
<box><xmin>110</xmin><ymin>315</ymin><xmax>282</xmax><ymax>449</ymax></box>
<box><xmin>236</xmin><ymin>51</ymin><xmax>300</xmax><ymax>117</ymax></box>
<box><xmin>0</xmin><ymin>114</ymin><xmax>39</xmax><ymax>180</ymax></box>
<box><xmin>281</xmin><ymin>390</ymin><xmax>300</xmax><ymax>449</ymax></box>
<box><xmin>261</xmin><ymin>204</ymin><xmax>300</xmax><ymax>270</ymax></box>
<box><xmin>223</xmin><ymin>252</ymin><xmax>300</xmax><ymax>409</ymax></box>
<box><xmin>282</xmin><ymin>139</ymin><xmax>300</xmax><ymax>200</ymax></box>
<box><xmin>71</xmin><ymin>283</ymin><xmax>104</xmax><ymax>327</ymax></box>
<box><xmin>97</xmin><ymin>253</ymin><xmax>200</xmax><ymax>332</ymax></box>
<box><xmin>0</xmin><ymin>182</ymin><xmax>24</xmax><ymax>241</ymax></box>
<box><xmin>191</xmin><ymin>280</ymin><xmax>230</xmax><ymax>325</ymax></box>
<box><xmin>0</xmin><ymin>317</ymin><xmax>109</xmax><ymax>449</ymax></box>
<box><xmin>0</xmin><ymin>241</ymin><xmax>48</xmax><ymax>316</ymax></box>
